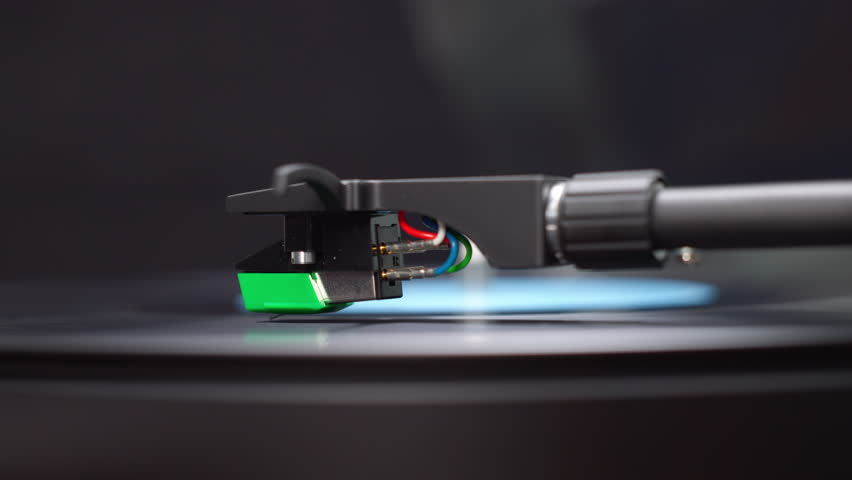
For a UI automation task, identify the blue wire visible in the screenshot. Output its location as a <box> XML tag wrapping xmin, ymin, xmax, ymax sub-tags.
<box><xmin>421</xmin><ymin>216</ymin><xmax>458</xmax><ymax>275</ymax></box>
<box><xmin>434</xmin><ymin>230</ymin><xmax>459</xmax><ymax>276</ymax></box>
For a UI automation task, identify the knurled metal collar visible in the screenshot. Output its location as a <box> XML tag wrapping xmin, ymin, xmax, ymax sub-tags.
<box><xmin>545</xmin><ymin>180</ymin><xmax>569</xmax><ymax>264</ymax></box>
<box><xmin>545</xmin><ymin>170</ymin><xmax>666</xmax><ymax>269</ymax></box>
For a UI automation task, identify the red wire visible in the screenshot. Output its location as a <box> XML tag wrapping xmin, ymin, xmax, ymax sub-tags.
<box><xmin>398</xmin><ymin>211</ymin><xmax>449</xmax><ymax>244</ymax></box>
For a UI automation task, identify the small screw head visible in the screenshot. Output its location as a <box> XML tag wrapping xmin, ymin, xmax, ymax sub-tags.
<box><xmin>677</xmin><ymin>246</ymin><xmax>700</xmax><ymax>266</ymax></box>
<box><xmin>290</xmin><ymin>250</ymin><xmax>315</xmax><ymax>265</ymax></box>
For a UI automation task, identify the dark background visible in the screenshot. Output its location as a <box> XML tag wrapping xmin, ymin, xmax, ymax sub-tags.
<box><xmin>3</xmin><ymin>1</ymin><xmax>852</xmax><ymax>279</ymax></box>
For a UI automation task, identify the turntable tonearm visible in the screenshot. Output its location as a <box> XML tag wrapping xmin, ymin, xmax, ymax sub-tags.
<box><xmin>227</xmin><ymin>164</ymin><xmax>852</xmax><ymax>313</ymax></box>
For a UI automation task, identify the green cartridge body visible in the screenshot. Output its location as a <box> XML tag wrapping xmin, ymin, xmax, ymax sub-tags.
<box><xmin>237</xmin><ymin>272</ymin><xmax>351</xmax><ymax>314</ymax></box>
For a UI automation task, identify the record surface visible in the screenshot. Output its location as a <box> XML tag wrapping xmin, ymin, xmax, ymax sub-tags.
<box><xmin>2</xmin><ymin>249</ymin><xmax>852</xmax><ymax>359</ymax></box>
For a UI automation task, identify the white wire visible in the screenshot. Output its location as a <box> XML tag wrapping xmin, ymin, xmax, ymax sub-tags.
<box><xmin>430</xmin><ymin>218</ymin><xmax>447</xmax><ymax>247</ymax></box>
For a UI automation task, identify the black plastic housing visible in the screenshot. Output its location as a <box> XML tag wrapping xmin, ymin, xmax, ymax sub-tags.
<box><xmin>236</xmin><ymin>213</ymin><xmax>403</xmax><ymax>301</ymax></box>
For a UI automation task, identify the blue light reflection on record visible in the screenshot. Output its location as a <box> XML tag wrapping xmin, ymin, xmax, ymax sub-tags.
<box><xmin>339</xmin><ymin>277</ymin><xmax>718</xmax><ymax>315</ymax></box>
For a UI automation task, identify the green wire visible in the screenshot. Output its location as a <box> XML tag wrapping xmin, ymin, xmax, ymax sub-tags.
<box><xmin>447</xmin><ymin>230</ymin><xmax>472</xmax><ymax>273</ymax></box>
